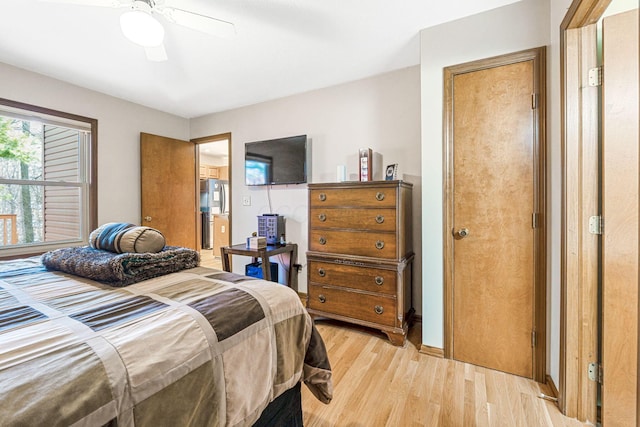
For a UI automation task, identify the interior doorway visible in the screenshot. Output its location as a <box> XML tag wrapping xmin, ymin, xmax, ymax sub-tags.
<box><xmin>193</xmin><ymin>133</ymin><xmax>231</xmax><ymax>270</ymax></box>
<box><xmin>560</xmin><ymin>0</ymin><xmax>639</xmax><ymax>423</ymax></box>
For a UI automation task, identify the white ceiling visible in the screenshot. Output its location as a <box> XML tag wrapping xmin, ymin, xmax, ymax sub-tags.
<box><xmin>0</xmin><ymin>0</ymin><xmax>520</xmax><ymax>118</ymax></box>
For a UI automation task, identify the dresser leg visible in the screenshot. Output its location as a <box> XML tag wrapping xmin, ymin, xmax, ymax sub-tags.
<box><xmin>384</xmin><ymin>330</ymin><xmax>407</xmax><ymax>347</ymax></box>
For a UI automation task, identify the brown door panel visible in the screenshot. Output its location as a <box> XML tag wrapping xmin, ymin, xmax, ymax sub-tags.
<box><xmin>446</xmin><ymin>51</ymin><xmax>545</xmax><ymax>380</ymax></box>
<box><xmin>140</xmin><ymin>133</ymin><xmax>197</xmax><ymax>249</ymax></box>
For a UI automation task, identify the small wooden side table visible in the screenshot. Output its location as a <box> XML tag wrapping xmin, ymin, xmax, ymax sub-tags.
<box><xmin>220</xmin><ymin>243</ymin><xmax>298</xmax><ymax>291</ymax></box>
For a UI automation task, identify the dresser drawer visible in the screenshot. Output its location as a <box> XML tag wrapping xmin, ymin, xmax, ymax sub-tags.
<box><xmin>307</xmin><ymin>260</ymin><xmax>397</xmax><ymax>294</ymax></box>
<box><xmin>310</xmin><ymin>187</ymin><xmax>397</xmax><ymax>208</ymax></box>
<box><xmin>309</xmin><ymin>229</ymin><xmax>397</xmax><ymax>259</ymax></box>
<box><xmin>309</xmin><ymin>208</ymin><xmax>396</xmax><ymax>231</ymax></box>
<box><xmin>308</xmin><ymin>284</ymin><xmax>397</xmax><ymax>327</ymax></box>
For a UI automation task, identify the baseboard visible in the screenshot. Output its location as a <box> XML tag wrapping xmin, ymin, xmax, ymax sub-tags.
<box><xmin>419</xmin><ymin>344</ymin><xmax>444</xmax><ymax>358</ymax></box>
<box><xmin>546</xmin><ymin>375</ymin><xmax>559</xmax><ymax>398</ymax></box>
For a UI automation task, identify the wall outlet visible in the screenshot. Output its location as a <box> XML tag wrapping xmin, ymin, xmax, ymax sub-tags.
<box><xmin>242</xmin><ymin>196</ymin><xmax>251</xmax><ymax>206</ymax></box>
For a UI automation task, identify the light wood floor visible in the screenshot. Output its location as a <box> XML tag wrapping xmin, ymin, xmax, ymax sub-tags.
<box><xmin>302</xmin><ymin>320</ymin><xmax>588</xmax><ymax>427</ymax></box>
<box><xmin>199</xmin><ymin>249</ymin><xmax>222</xmax><ymax>270</ymax></box>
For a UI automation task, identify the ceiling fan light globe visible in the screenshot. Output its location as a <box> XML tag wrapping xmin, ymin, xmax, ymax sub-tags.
<box><xmin>120</xmin><ymin>10</ymin><xmax>165</xmax><ymax>47</ymax></box>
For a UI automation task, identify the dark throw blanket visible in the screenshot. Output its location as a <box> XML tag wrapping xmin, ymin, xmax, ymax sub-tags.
<box><xmin>41</xmin><ymin>246</ymin><xmax>200</xmax><ymax>287</ymax></box>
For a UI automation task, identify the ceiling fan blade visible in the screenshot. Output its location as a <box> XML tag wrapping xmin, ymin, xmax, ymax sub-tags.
<box><xmin>39</xmin><ymin>0</ymin><xmax>131</xmax><ymax>7</ymax></box>
<box><xmin>159</xmin><ymin>7</ymin><xmax>236</xmax><ymax>39</ymax></box>
<box><xmin>144</xmin><ymin>44</ymin><xmax>168</xmax><ymax>62</ymax></box>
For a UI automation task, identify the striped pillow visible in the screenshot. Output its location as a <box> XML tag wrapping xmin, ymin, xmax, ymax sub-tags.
<box><xmin>89</xmin><ymin>223</ymin><xmax>166</xmax><ymax>253</ymax></box>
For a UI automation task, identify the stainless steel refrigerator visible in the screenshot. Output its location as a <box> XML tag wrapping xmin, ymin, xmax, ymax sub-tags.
<box><xmin>200</xmin><ymin>179</ymin><xmax>229</xmax><ymax>249</ymax></box>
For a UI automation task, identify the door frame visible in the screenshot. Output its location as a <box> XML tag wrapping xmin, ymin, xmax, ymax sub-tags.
<box><xmin>562</xmin><ymin>2</ymin><xmax>640</xmax><ymax>423</ymax></box>
<box><xmin>559</xmin><ymin>0</ymin><xmax>609</xmax><ymax>420</ymax></box>
<box><xmin>442</xmin><ymin>47</ymin><xmax>547</xmax><ymax>383</ymax></box>
<box><xmin>192</xmin><ymin>132</ymin><xmax>232</xmax><ymax>250</ymax></box>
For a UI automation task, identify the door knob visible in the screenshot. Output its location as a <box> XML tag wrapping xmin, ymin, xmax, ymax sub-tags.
<box><xmin>144</xmin><ymin>216</ymin><xmax>152</xmax><ymax>222</ymax></box>
<box><xmin>454</xmin><ymin>228</ymin><xmax>469</xmax><ymax>239</ymax></box>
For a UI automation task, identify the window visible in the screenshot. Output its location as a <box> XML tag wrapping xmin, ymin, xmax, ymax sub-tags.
<box><xmin>0</xmin><ymin>98</ymin><xmax>97</xmax><ymax>256</ymax></box>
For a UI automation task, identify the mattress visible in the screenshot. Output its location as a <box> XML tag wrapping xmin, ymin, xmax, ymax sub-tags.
<box><xmin>0</xmin><ymin>257</ymin><xmax>332</xmax><ymax>426</ymax></box>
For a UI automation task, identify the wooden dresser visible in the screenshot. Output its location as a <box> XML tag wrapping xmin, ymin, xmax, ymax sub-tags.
<box><xmin>306</xmin><ymin>180</ymin><xmax>414</xmax><ymax>346</ymax></box>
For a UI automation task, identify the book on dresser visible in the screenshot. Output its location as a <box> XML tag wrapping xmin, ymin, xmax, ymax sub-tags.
<box><xmin>306</xmin><ymin>180</ymin><xmax>414</xmax><ymax>346</ymax></box>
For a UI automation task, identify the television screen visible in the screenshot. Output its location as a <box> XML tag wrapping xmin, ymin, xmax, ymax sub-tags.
<box><xmin>245</xmin><ymin>135</ymin><xmax>308</xmax><ymax>186</ymax></box>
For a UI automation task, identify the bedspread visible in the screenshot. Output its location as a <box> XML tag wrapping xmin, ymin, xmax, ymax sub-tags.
<box><xmin>0</xmin><ymin>259</ymin><xmax>332</xmax><ymax>426</ymax></box>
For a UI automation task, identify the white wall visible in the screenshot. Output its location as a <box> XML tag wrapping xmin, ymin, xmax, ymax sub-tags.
<box><xmin>190</xmin><ymin>66</ymin><xmax>423</xmax><ymax>311</ymax></box>
<box><xmin>419</xmin><ymin>0</ymin><xmax>559</xmax><ymax>374</ymax></box>
<box><xmin>0</xmin><ymin>62</ymin><xmax>190</xmax><ymax>226</ymax></box>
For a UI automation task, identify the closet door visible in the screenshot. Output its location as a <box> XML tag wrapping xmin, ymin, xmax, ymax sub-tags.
<box><xmin>444</xmin><ymin>48</ymin><xmax>546</xmax><ymax>381</ymax></box>
<box><xmin>601</xmin><ymin>9</ymin><xmax>639</xmax><ymax>427</ymax></box>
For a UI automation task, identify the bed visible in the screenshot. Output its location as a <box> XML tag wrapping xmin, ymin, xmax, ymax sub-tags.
<box><xmin>0</xmin><ymin>247</ymin><xmax>332</xmax><ymax>426</ymax></box>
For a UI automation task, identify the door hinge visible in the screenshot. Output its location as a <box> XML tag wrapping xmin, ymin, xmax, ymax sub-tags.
<box><xmin>531</xmin><ymin>93</ymin><xmax>538</xmax><ymax>109</ymax></box>
<box><xmin>588</xmin><ymin>362</ymin><xmax>603</xmax><ymax>384</ymax></box>
<box><xmin>588</xmin><ymin>66</ymin><xmax>603</xmax><ymax>87</ymax></box>
<box><xmin>531</xmin><ymin>330</ymin><xmax>537</xmax><ymax>347</ymax></box>
<box><xmin>532</xmin><ymin>212</ymin><xmax>539</xmax><ymax>229</ymax></box>
<box><xmin>589</xmin><ymin>215</ymin><xmax>604</xmax><ymax>235</ymax></box>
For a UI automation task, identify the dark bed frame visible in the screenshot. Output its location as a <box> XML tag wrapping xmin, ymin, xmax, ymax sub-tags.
<box><xmin>253</xmin><ymin>382</ymin><xmax>303</xmax><ymax>427</ymax></box>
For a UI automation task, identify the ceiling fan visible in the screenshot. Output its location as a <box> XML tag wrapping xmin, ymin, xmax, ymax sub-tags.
<box><xmin>39</xmin><ymin>0</ymin><xmax>236</xmax><ymax>61</ymax></box>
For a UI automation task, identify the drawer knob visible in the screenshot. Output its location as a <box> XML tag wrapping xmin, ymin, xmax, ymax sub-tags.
<box><xmin>374</xmin><ymin>305</ymin><xmax>384</xmax><ymax>315</ymax></box>
<box><xmin>375</xmin><ymin>192</ymin><xmax>385</xmax><ymax>201</ymax></box>
<box><xmin>318</xmin><ymin>213</ymin><xmax>327</xmax><ymax>222</ymax></box>
<box><xmin>318</xmin><ymin>268</ymin><xmax>326</xmax><ymax>277</ymax></box>
<box><xmin>319</xmin><ymin>193</ymin><xmax>327</xmax><ymax>201</ymax></box>
<box><xmin>319</xmin><ymin>294</ymin><xmax>326</xmax><ymax>303</ymax></box>
<box><xmin>375</xmin><ymin>214</ymin><xmax>384</xmax><ymax>224</ymax></box>
<box><xmin>375</xmin><ymin>240</ymin><xmax>385</xmax><ymax>250</ymax></box>
<box><xmin>375</xmin><ymin>276</ymin><xmax>384</xmax><ymax>286</ymax></box>
<box><xmin>319</xmin><ymin>237</ymin><xmax>327</xmax><ymax>245</ymax></box>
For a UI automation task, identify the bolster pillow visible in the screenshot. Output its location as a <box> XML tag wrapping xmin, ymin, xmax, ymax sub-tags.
<box><xmin>89</xmin><ymin>222</ymin><xmax>166</xmax><ymax>253</ymax></box>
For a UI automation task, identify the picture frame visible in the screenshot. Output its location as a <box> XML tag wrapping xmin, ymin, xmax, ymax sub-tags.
<box><xmin>385</xmin><ymin>163</ymin><xmax>398</xmax><ymax>181</ymax></box>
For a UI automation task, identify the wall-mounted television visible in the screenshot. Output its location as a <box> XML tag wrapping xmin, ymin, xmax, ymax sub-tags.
<box><xmin>245</xmin><ymin>135</ymin><xmax>309</xmax><ymax>186</ymax></box>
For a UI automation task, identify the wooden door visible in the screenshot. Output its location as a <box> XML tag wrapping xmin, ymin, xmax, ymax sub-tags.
<box><xmin>140</xmin><ymin>132</ymin><xmax>197</xmax><ymax>249</ymax></box>
<box><xmin>445</xmin><ymin>49</ymin><xmax>546</xmax><ymax>380</ymax></box>
<box><xmin>601</xmin><ymin>9</ymin><xmax>639</xmax><ymax>426</ymax></box>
